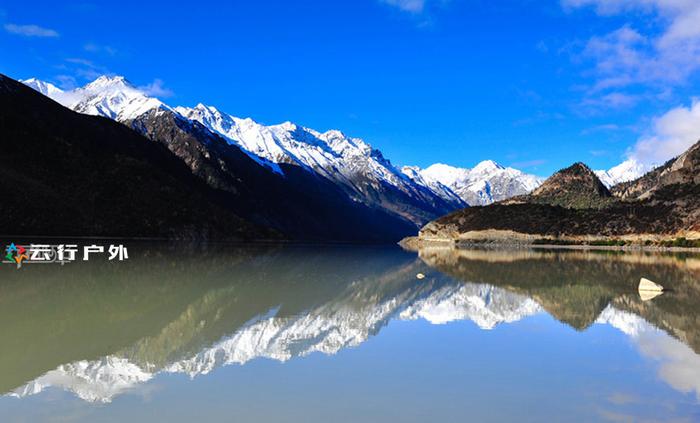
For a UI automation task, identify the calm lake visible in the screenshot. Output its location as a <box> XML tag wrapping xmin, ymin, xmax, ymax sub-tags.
<box><xmin>1</xmin><ymin>244</ymin><xmax>699</xmax><ymax>422</ymax></box>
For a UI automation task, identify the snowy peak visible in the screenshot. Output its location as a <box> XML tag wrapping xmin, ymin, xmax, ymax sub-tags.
<box><xmin>83</xmin><ymin>75</ymin><xmax>132</xmax><ymax>91</ymax></box>
<box><xmin>401</xmin><ymin>166</ymin><xmax>465</xmax><ymax>205</ymax></box>
<box><xmin>22</xmin><ymin>75</ymin><xmax>169</xmax><ymax>122</ymax></box>
<box><xmin>71</xmin><ymin>75</ymin><xmax>169</xmax><ymax>121</ymax></box>
<box><xmin>595</xmin><ymin>158</ymin><xmax>652</xmax><ymax>188</ymax></box>
<box><xmin>21</xmin><ymin>78</ymin><xmax>64</xmax><ymax>97</ymax></box>
<box><xmin>412</xmin><ymin>161</ymin><xmax>543</xmax><ymax>206</ymax></box>
<box><xmin>175</xmin><ymin>103</ymin><xmax>294</xmax><ymax>166</ymax></box>
<box><xmin>472</xmin><ymin>159</ymin><xmax>505</xmax><ymax>174</ymax></box>
<box><xmin>421</xmin><ymin>163</ymin><xmax>471</xmax><ymax>187</ymax></box>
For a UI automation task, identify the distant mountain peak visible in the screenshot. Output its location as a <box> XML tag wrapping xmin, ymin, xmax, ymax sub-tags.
<box><xmin>22</xmin><ymin>75</ymin><xmax>168</xmax><ymax>121</ymax></box>
<box><xmin>83</xmin><ymin>75</ymin><xmax>135</xmax><ymax>92</ymax></box>
<box><xmin>20</xmin><ymin>78</ymin><xmax>64</xmax><ymax>97</ymax></box>
<box><xmin>414</xmin><ymin>162</ymin><xmax>542</xmax><ymax>206</ymax></box>
<box><xmin>194</xmin><ymin>102</ymin><xmax>214</xmax><ymax>111</ymax></box>
<box><xmin>88</xmin><ymin>74</ymin><xmax>128</xmax><ymax>84</ymax></box>
<box><xmin>472</xmin><ymin>159</ymin><xmax>505</xmax><ymax>173</ymax></box>
<box><xmin>74</xmin><ymin>76</ymin><xmax>168</xmax><ymax>121</ymax></box>
<box><xmin>595</xmin><ymin>158</ymin><xmax>651</xmax><ymax>188</ymax></box>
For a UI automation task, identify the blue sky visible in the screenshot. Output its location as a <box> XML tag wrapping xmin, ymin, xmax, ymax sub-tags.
<box><xmin>1</xmin><ymin>0</ymin><xmax>700</xmax><ymax>175</ymax></box>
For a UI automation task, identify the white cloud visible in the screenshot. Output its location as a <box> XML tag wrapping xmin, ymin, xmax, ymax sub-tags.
<box><xmin>381</xmin><ymin>0</ymin><xmax>426</xmax><ymax>13</ymax></box>
<box><xmin>637</xmin><ymin>330</ymin><xmax>700</xmax><ymax>401</ymax></box>
<box><xmin>629</xmin><ymin>99</ymin><xmax>700</xmax><ymax>164</ymax></box>
<box><xmin>564</xmin><ymin>0</ymin><xmax>700</xmax><ymax>90</ymax></box>
<box><xmin>138</xmin><ymin>79</ymin><xmax>174</xmax><ymax>98</ymax></box>
<box><xmin>4</xmin><ymin>23</ymin><xmax>59</xmax><ymax>37</ymax></box>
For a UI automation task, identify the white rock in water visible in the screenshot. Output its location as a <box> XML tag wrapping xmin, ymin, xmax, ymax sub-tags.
<box><xmin>639</xmin><ymin>277</ymin><xmax>664</xmax><ymax>292</ymax></box>
<box><xmin>416</xmin><ymin>273</ymin><xmax>425</xmax><ymax>280</ymax></box>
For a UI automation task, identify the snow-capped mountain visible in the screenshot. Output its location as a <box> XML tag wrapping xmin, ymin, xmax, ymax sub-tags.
<box><xmin>22</xmin><ymin>75</ymin><xmax>465</xmax><ymax>226</ymax></box>
<box><xmin>29</xmin><ymin>75</ymin><xmax>172</xmax><ymax>122</ymax></box>
<box><xmin>400</xmin><ymin>166</ymin><xmax>465</xmax><ymax>205</ymax></box>
<box><xmin>594</xmin><ymin>158</ymin><xmax>652</xmax><ymax>188</ymax></box>
<box><xmin>71</xmin><ymin>76</ymin><xmax>172</xmax><ymax>121</ymax></box>
<box><xmin>404</xmin><ymin>161</ymin><xmax>543</xmax><ymax>206</ymax></box>
<box><xmin>20</xmin><ymin>78</ymin><xmax>64</xmax><ymax>97</ymax></box>
<box><xmin>175</xmin><ymin>103</ymin><xmax>466</xmax><ymax>217</ymax></box>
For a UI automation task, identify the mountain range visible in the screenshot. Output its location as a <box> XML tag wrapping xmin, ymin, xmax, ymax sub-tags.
<box><xmin>6</xmin><ymin>73</ymin><xmax>662</xmax><ymax>241</ymax></box>
<box><xmin>402</xmin><ymin>161</ymin><xmax>544</xmax><ymax>206</ymax></box>
<box><xmin>15</xmin><ymin>74</ymin><xmax>557</xmax><ymax>240</ymax></box>
<box><xmin>409</xmin><ymin>139</ymin><xmax>700</xmax><ymax>245</ymax></box>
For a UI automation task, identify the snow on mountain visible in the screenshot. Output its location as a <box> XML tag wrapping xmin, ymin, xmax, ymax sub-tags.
<box><xmin>23</xmin><ymin>76</ymin><xmax>465</xmax><ymax>223</ymax></box>
<box><xmin>22</xmin><ymin>75</ymin><xmax>170</xmax><ymax>122</ymax></box>
<box><xmin>400</xmin><ymin>166</ymin><xmax>464</xmax><ymax>204</ymax></box>
<box><xmin>69</xmin><ymin>76</ymin><xmax>171</xmax><ymax>121</ymax></box>
<box><xmin>21</xmin><ymin>75</ymin><xmax>557</xmax><ymax>218</ymax></box>
<box><xmin>175</xmin><ymin>102</ymin><xmax>466</xmax><ymax>215</ymax></box>
<box><xmin>410</xmin><ymin>161</ymin><xmax>543</xmax><ymax>206</ymax></box>
<box><xmin>20</xmin><ymin>78</ymin><xmax>64</xmax><ymax>97</ymax></box>
<box><xmin>595</xmin><ymin>158</ymin><xmax>652</xmax><ymax>188</ymax></box>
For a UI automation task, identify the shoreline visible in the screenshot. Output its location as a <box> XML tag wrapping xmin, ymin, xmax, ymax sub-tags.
<box><xmin>399</xmin><ymin>236</ymin><xmax>700</xmax><ymax>253</ymax></box>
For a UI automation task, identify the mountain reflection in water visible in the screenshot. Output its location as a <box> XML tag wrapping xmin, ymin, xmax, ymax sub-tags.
<box><xmin>1</xmin><ymin>244</ymin><xmax>699</xmax><ymax>420</ymax></box>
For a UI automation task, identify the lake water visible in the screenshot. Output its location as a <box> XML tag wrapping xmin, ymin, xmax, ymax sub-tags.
<box><xmin>1</xmin><ymin>243</ymin><xmax>699</xmax><ymax>422</ymax></box>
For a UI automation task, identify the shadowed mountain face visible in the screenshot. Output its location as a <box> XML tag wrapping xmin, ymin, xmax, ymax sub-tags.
<box><xmin>1</xmin><ymin>244</ymin><xmax>699</xmax><ymax>404</ymax></box>
<box><xmin>19</xmin><ymin>74</ymin><xmax>466</xmax><ymax>237</ymax></box>
<box><xmin>0</xmin><ymin>74</ymin><xmax>415</xmax><ymax>242</ymax></box>
<box><xmin>128</xmin><ymin>108</ymin><xmax>416</xmax><ymax>242</ymax></box>
<box><xmin>0</xmin><ymin>75</ymin><xmax>274</xmax><ymax>240</ymax></box>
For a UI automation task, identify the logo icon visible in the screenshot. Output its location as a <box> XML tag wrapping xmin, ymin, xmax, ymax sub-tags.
<box><xmin>5</xmin><ymin>243</ymin><xmax>28</xmax><ymax>269</ymax></box>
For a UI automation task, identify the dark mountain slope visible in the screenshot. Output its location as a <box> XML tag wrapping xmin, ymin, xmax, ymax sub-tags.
<box><xmin>127</xmin><ymin>109</ymin><xmax>416</xmax><ymax>242</ymax></box>
<box><xmin>0</xmin><ymin>73</ymin><xmax>415</xmax><ymax>242</ymax></box>
<box><xmin>0</xmin><ymin>74</ymin><xmax>273</xmax><ymax>240</ymax></box>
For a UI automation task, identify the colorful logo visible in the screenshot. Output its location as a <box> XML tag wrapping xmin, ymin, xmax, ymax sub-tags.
<box><xmin>5</xmin><ymin>243</ymin><xmax>28</xmax><ymax>269</ymax></box>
